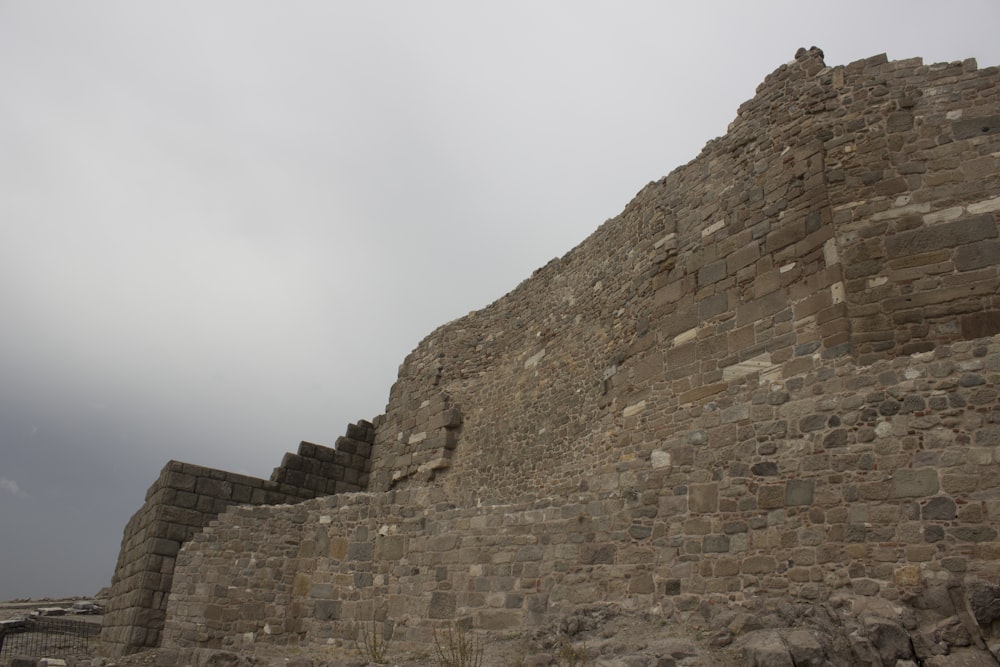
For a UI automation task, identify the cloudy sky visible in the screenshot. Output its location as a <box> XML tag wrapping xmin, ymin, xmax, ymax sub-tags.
<box><xmin>1</xmin><ymin>1</ymin><xmax>999</xmax><ymax>601</ymax></box>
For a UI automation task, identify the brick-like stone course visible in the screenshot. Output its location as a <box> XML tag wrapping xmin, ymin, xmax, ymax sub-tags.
<box><xmin>102</xmin><ymin>422</ymin><xmax>374</xmax><ymax>656</ymax></box>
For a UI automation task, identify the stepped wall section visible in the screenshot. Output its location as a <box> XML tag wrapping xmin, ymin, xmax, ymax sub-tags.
<box><xmin>101</xmin><ymin>423</ymin><xmax>374</xmax><ymax>656</ymax></box>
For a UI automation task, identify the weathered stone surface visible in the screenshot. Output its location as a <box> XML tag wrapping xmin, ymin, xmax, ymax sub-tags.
<box><xmin>863</xmin><ymin>616</ymin><xmax>913</xmax><ymax>665</ymax></box>
<box><xmin>428</xmin><ymin>592</ymin><xmax>456</xmax><ymax>619</ymax></box>
<box><xmin>312</xmin><ymin>599</ymin><xmax>341</xmax><ymax>621</ymax></box>
<box><xmin>689</xmin><ymin>483</ymin><xmax>719</xmax><ymax>513</ymax></box>
<box><xmin>952</xmin><ymin>115</ymin><xmax>1000</xmax><ymax>140</ymax></box>
<box><xmin>785</xmin><ymin>480</ymin><xmax>814</xmax><ymax>506</ymax></box>
<box><xmin>884</xmin><ymin>216</ymin><xmax>998</xmax><ymax>257</ymax></box>
<box><xmin>924</xmin><ymin>649</ymin><xmax>1000</xmax><ymax>667</ymax></box>
<box><xmin>785</xmin><ymin>629</ymin><xmax>825</xmax><ymax>667</ymax></box>
<box><xmin>740</xmin><ymin>632</ymin><xmax>793</xmax><ymax>667</ymax></box>
<box><xmin>966</xmin><ymin>579</ymin><xmax>1000</xmax><ymax>627</ymax></box>
<box><xmin>892</xmin><ymin>469</ymin><xmax>940</xmax><ymax>498</ymax></box>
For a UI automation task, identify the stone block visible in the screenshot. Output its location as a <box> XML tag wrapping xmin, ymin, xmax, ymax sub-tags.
<box><xmin>799</xmin><ymin>415</ymin><xmax>826</xmax><ymax>432</ymax></box>
<box><xmin>633</xmin><ymin>354</ymin><xmax>663</xmax><ymax>385</ymax></box>
<box><xmin>975</xmin><ymin>426</ymin><xmax>1000</xmax><ymax>446</ymax></box>
<box><xmin>516</xmin><ymin>545</ymin><xmax>543</xmax><ymax>562</ymax></box>
<box><xmin>729</xmin><ymin>241</ymin><xmax>760</xmax><ymax>272</ymax></box>
<box><xmin>328</xmin><ymin>537</ymin><xmax>348</xmax><ymax>559</ymax></box>
<box><xmin>688</xmin><ymin>483</ymin><xmax>718</xmax><ymax>513</ymax></box>
<box><xmin>476</xmin><ymin>609</ymin><xmax>521</xmax><ymax>630</ymax></box>
<box><xmin>347</xmin><ymin>542</ymin><xmax>373</xmax><ymax>561</ymax></box>
<box><xmin>954</xmin><ymin>239</ymin><xmax>1000</xmax><ymax>270</ymax></box>
<box><xmin>886</xmin><ymin>111</ymin><xmax>913</xmax><ymax>133</ymax></box>
<box><xmin>375</xmin><ymin>535</ymin><xmax>405</xmax><ymax>560</ymax></box>
<box><xmin>785</xmin><ymin>479</ymin><xmax>815</xmax><ymax>506</ymax></box>
<box><xmin>822</xmin><ymin>429</ymin><xmax>847</xmax><ymax>448</ymax></box>
<box><xmin>628</xmin><ymin>572</ymin><xmax>655</xmax><ymax>594</ymax></box>
<box><xmin>884</xmin><ymin>215</ymin><xmax>998</xmax><ymax>257</ymax></box>
<box><xmin>684</xmin><ymin>517</ymin><xmax>712</xmax><ymax>535</ymax></box>
<box><xmin>952</xmin><ymin>115</ymin><xmax>1000</xmax><ymax>140</ymax></box>
<box><xmin>751</xmin><ymin>462</ymin><xmax>778</xmax><ymax>476</ymax></box>
<box><xmin>891</xmin><ymin>469</ymin><xmax>939</xmax><ymax>498</ymax></box>
<box><xmin>667</xmin><ymin>341</ymin><xmax>697</xmax><ymax>368</ymax></box>
<box><xmin>662</xmin><ymin>579</ymin><xmax>682</xmax><ymax>596</ymax></box>
<box><xmin>526</xmin><ymin>593</ymin><xmax>549</xmax><ymax>613</ymax></box>
<box><xmin>703</xmin><ymin>534</ymin><xmax>730</xmax><ymax>553</ymax></box>
<box><xmin>921</xmin><ymin>496</ymin><xmax>957</xmax><ymax>520</ymax></box>
<box><xmin>428</xmin><ymin>534</ymin><xmax>458</xmax><ymax>552</ymax></box>
<box><xmin>962</xmin><ymin>310</ymin><xmax>1000</xmax><ymax>339</ymax></box>
<box><xmin>629</xmin><ymin>524</ymin><xmax>652</xmax><ymax>540</ymax></box>
<box><xmin>742</xmin><ymin>556</ymin><xmax>776</xmax><ymax>574</ymax></box>
<box><xmin>767</xmin><ymin>218</ymin><xmax>806</xmax><ymax>251</ymax></box>
<box><xmin>888</xmin><ymin>249</ymin><xmax>951</xmax><ymax>270</ymax></box>
<box><xmin>428</xmin><ymin>592</ymin><xmax>456</xmax><ymax>619</ymax></box>
<box><xmin>949</xmin><ymin>526</ymin><xmax>998</xmax><ymax>542</ymax></box>
<box><xmin>905</xmin><ymin>545</ymin><xmax>936</xmax><ymax>562</ymax></box>
<box><xmin>736</xmin><ymin>289</ymin><xmax>787</xmax><ymax>327</ymax></box>
<box><xmin>346</xmin><ymin>422</ymin><xmax>371</xmax><ymax>441</ymax></box>
<box><xmin>698</xmin><ymin>259</ymin><xmax>727</xmax><ymax>287</ymax></box>
<box><xmin>654</xmin><ymin>280</ymin><xmax>683</xmax><ymax>306</ymax></box>
<box><xmin>758</xmin><ymin>485</ymin><xmax>785</xmax><ymax>509</ymax></box>
<box><xmin>865</xmin><ymin>616</ymin><xmax>915</xmax><ymax>665</ymax></box>
<box><xmin>166</xmin><ymin>471</ymin><xmax>198</xmax><ymax>493</ymax></box>
<box><xmin>758</xmin><ymin>421</ymin><xmax>788</xmax><ymax>438</ymax></box>
<box><xmin>659</xmin><ymin>306</ymin><xmax>699</xmax><ymax>339</ymax></box>
<box><xmin>875</xmin><ymin>176</ymin><xmax>908</xmax><ymax>196</ymax></box>
<box><xmin>313</xmin><ymin>600</ymin><xmax>341</xmax><ymax>620</ymax></box>
<box><xmin>699</xmin><ymin>292</ymin><xmax>730</xmax><ymax>320</ymax></box>
<box><xmin>580</xmin><ymin>544</ymin><xmax>617</xmax><ymax>565</ymax></box>
<box><xmin>677</xmin><ymin>383</ymin><xmax>726</xmax><ymax>405</ymax></box>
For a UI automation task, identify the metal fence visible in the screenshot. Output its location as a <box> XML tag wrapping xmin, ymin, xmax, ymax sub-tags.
<box><xmin>0</xmin><ymin>616</ymin><xmax>101</xmax><ymax>665</ymax></box>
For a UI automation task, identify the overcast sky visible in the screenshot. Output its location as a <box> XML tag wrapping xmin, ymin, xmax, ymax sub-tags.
<box><xmin>2</xmin><ymin>1</ymin><xmax>999</xmax><ymax>602</ymax></box>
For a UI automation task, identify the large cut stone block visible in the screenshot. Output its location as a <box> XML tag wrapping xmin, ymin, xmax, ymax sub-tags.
<box><xmin>891</xmin><ymin>469</ymin><xmax>939</xmax><ymax>498</ymax></box>
<box><xmin>884</xmin><ymin>215</ymin><xmax>997</xmax><ymax>257</ymax></box>
<box><xmin>689</xmin><ymin>483</ymin><xmax>719</xmax><ymax>513</ymax></box>
<box><xmin>428</xmin><ymin>592</ymin><xmax>456</xmax><ymax>619</ymax></box>
<box><xmin>785</xmin><ymin>479</ymin><xmax>815</xmax><ymax>506</ymax></box>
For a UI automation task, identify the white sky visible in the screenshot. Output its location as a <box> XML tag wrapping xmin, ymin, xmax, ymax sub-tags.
<box><xmin>2</xmin><ymin>1</ymin><xmax>999</xmax><ymax>601</ymax></box>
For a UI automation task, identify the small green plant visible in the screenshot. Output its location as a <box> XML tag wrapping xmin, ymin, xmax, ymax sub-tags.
<box><xmin>433</xmin><ymin>621</ymin><xmax>484</xmax><ymax>667</ymax></box>
<box><xmin>355</xmin><ymin>620</ymin><xmax>390</xmax><ymax>664</ymax></box>
<box><xmin>556</xmin><ymin>636</ymin><xmax>592</xmax><ymax>667</ymax></box>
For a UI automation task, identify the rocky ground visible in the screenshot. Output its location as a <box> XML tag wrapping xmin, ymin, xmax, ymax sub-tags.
<box><xmin>5</xmin><ymin>580</ymin><xmax>1000</xmax><ymax>666</ymax></box>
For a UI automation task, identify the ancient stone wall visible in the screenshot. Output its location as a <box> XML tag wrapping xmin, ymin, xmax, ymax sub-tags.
<box><xmin>116</xmin><ymin>47</ymin><xmax>1000</xmax><ymax>662</ymax></box>
<box><xmin>369</xmin><ymin>49</ymin><xmax>1000</xmax><ymax>508</ymax></box>
<box><xmin>102</xmin><ymin>422</ymin><xmax>374</xmax><ymax>656</ymax></box>
<box><xmin>161</xmin><ymin>337</ymin><xmax>1000</xmax><ymax>659</ymax></box>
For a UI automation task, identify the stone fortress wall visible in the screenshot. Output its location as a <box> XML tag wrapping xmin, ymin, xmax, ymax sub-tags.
<box><xmin>369</xmin><ymin>48</ymin><xmax>1000</xmax><ymax>505</ymax></box>
<box><xmin>105</xmin><ymin>47</ymin><xmax>1000</xmax><ymax>660</ymax></box>
<box><xmin>101</xmin><ymin>422</ymin><xmax>375</xmax><ymax>655</ymax></box>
